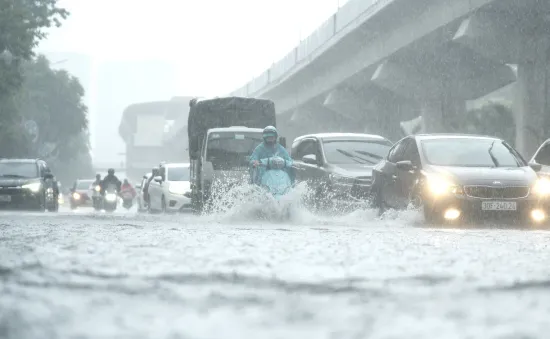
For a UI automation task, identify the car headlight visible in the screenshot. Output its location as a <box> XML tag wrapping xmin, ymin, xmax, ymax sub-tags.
<box><xmin>169</xmin><ymin>182</ymin><xmax>189</xmax><ymax>195</ymax></box>
<box><xmin>22</xmin><ymin>182</ymin><xmax>41</xmax><ymax>193</ymax></box>
<box><xmin>73</xmin><ymin>192</ymin><xmax>81</xmax><ymax>200</ymax></box>
<box><xmin>105</xmin><ymin>193</ymin><xmax>117</xmax><ymax>201</ymax></box>
<box><xmin>425</xmin><ymin>175</ymin><xmax>462</xmax><ymax>196</ymax></box>
<box><xmin>532</xmin><ymin>177</ymin><xmax>550</xmax><ymax>196</ymax></box>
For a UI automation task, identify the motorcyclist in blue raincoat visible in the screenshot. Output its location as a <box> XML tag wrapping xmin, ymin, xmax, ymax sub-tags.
<box><xmin>249</xmin><ymin>126</ymin><xmax>295</xmax><ymax>185</ymax></box>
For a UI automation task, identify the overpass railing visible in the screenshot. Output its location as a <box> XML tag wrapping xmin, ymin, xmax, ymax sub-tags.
<box><xmin>231</xmin><ymin>0</ymin><xmax>386</xmax><ymax>97</ymax></box>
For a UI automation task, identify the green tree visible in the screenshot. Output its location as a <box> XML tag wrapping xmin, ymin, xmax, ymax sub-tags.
<box><xmin>11</xmin><ymin>55</ymin><xmax>92</xmax><ymax>184</ymax></box>
<box><xmin>0</xmin><ymin>0</ymin><xmax>68</xmax><ymax>95</ymax></box>
<box><xmin>0</xmin><ymin>0</ymin><xmax>69</xmax><ymax>158</ymax></box>
<box><xmin>17</xmin><ymin>55</ymin><xmax>88</xmax><ymax>161</ymax></box>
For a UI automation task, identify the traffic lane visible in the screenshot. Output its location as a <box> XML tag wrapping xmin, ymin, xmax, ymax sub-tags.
<box><xmin>1</xmin><ymin>212</ymin><xmax>550</xmax><ymax>338</ymax></box>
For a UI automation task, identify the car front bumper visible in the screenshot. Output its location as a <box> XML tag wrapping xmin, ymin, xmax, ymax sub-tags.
<box><xmin>424</xmin><ymin>193</ymin><xmax>550</xmax><ymax>224</ymax></box>
<box><xmin>0</xmin><ymin>188</ymin><xmax>43</xmax><ymax>210</ymax></box>
<box><xmin>328</xmin><ymin>181</ymin><xmax>373</xmax><ymax>205</ymax></box>
<box><xmin>165</xmin><ymin>192</ymin><xmax>192</xmax><ymax>212</ymax></box>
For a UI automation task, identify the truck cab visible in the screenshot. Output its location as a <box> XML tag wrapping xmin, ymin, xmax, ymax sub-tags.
<box><xmin>191</xmin><ymin>126</ymin><xmax>265</xmax><ymax>210</ymax></box>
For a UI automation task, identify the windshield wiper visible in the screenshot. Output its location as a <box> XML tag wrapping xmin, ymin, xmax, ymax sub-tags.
<box><xmin>0</xmin><ymin>174</ymin><xmax>27</xmax><ymax>178</ymax></box>
<box><xmin>354</xmin><ymin>150</ymin><xmax>383</xmax><ymax>162</ymax></box>
<box><xmin>488</xmin><ymin>141</ymin><xmax>500</xmax><ymax>167</ymax></box>
<box><xmin>336</xmin><ymin>149</ymin><xmax>368</xmax><ymax>164</ymax></box>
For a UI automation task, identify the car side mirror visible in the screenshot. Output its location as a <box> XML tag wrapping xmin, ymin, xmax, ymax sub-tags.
<box><xmin>183</xmin><ymin>192</ymin><xmax>191</xmax><ymax>198</ymax></box>
<box><xmin>154</xmin><ymin>176</ymin><xmax>163</xmax><ymax>182</ymax></box>
<box><xmin>44</xmin><ymin>173</ymin><xmax>53</xmax><ymax>179</ymax></box>
<box><xmin>529</xmin><ymin>162</ymin><xmax>542</xmax><ymax>172</ymax></box>
<box><xmin>302</xmin><ymin>154</ymin><xmax>317</xmax><ymax>165</ymax></box>
<box><xmin>279</xmin><ymin>136</ymin><xmax>287</xmax><ymax>148</ymax></box>
<box><xmin>396</xmin><ymin>160</ymin><xmax>414</xmax><ymax>171</ymax></box>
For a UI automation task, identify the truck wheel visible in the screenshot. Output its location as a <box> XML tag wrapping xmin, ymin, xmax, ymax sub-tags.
<box><xmin>191</xmin><ymin>193</ymin><xmax>202</xmax><ymax>214</ymax></box>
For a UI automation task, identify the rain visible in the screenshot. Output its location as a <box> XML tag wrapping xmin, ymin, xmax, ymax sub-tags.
<box><xmin>1</xmin><ymin>0</ymin><xmax>550</xmax><ymax>338</ymax></box>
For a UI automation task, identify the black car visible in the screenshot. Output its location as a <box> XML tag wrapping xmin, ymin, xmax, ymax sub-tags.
<box><xmin>0</xmin><ymin>158</ymin><xmax>59</xmax><ymax>211</ymax></box>
<box><xmin>291</xmin><ymin>133</ymin><xmax>393</xmax><ymax>208</ymax></box>
<box><xmin>372</xmin><ymin>134</ymin><xmax>549</xmax><ymax>225</ymax></box>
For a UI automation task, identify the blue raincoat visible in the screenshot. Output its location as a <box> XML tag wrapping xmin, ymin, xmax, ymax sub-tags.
<box><xmin>249</xmin><ymin>142</ymin><xmax>295</xmax><ymax>185</ymax></box>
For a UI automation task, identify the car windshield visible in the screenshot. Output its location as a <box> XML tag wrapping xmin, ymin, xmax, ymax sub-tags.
<box><xmin>167</xmin><ymin>167</ymin><xmax>189</xmax><ymax>181</ymax></box>
<box><xmin>206</xmin><ymin>131</ymin><xmax>263</xmax><ymax>169</ymax></box>
<box><xmin>0</xmin><ymin>162</ymin><xmax>38</xmax><ymax>178</ymax></box>
<box><xmin>421</xmin><ymin>138</ymin><xmax>523</xmax><ymax>167</ymax></box>
<box><xmin>77</xmin><ymin>180</ymin><xmax>93</xmax><ymax>190</ymax></box>
<box><xmin>322</xmin><ymin>140</ymin><xmax>392</xmax><ymax>165</ymax></box>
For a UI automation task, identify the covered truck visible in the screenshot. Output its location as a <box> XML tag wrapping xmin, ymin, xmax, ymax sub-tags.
<box><xmin>187</xmin><ymin>96</ymin><xmax>282</xmax><ymax>212</ymax></box>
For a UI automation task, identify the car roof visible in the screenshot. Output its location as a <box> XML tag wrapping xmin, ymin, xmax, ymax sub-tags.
<box><xmin>208</xmin><ymin>127</ymin><xmax>264</xmax><ymax>133</ymax></box>
<box><xmin>294</xmin><ymin>133</ymin><xmax>390</xmax><ymax>143</ymax></box>
<box><xmin>0</xmin><ymin>158</ymin><xmax>38</xmax><ymax>163</ymax></box>
<box><xmin>414</xmin><ymin>133</ymin><xmax>502</xmax><ymax>141</ymax></box>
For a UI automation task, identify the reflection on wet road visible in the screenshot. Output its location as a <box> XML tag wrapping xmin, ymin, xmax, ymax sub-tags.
<box><xmin>1</xmin><ymin>207</ymin><xmax>550</xmax><ymax>338</ymax></box>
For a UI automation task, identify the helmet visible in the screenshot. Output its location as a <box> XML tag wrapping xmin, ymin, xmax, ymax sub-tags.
<box><xmin>263</xmin><ymin>126</ymin><xmax>278</xmax><ymax>145</ymax></box>
<box><xmin>123</xmin><ymin>179</ymin><xmax>129</xmax><ymax>184</ymax></box>
<box><xmin>96</xmin><ymin>174</ymin><xmax>101</xmax><ymax>179</ymax></box>
<box><xmin>108</xmin><ymin>168</ymin><xmax>115</xmax><ymax>175</ymax></box>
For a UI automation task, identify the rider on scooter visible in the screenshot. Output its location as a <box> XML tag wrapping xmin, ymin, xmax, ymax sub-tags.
<box><xmin>100</xmin><ymin>169</ymin><xmax>122</xmax><ymax>195</ymax></box>
<box><xmin>120</xmin><ymin>179</ymin><xmax>137</xmax><ymax>199</ymax></box>
<box><xmin>249</xmin><ymin>126</ymin><xmax>295</xmax><ymax>185</ymax></box>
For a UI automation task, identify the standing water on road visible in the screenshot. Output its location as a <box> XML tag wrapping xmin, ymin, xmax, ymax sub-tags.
<box><xmin>1</xmin><ymin>190</ymin><xmax>550</xmax><ymax>338</ymax></box>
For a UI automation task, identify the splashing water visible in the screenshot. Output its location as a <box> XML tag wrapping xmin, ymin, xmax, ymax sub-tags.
<box><xmin>193</xmin><ymin>179</ymin><xmax>421</xmax><ymax>228</ymax></box>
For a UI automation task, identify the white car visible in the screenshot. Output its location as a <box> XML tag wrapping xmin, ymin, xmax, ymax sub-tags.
<box><xmin>148</xmin><ymin>163</ymin><xmax>191</xmax><ymax>213</ymax></box>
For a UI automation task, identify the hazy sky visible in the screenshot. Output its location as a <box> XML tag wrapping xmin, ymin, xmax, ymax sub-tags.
<box><xmin>39</xmin><ymin>0</ymin><xmax>348</xmax><ymax>96</ymax></box>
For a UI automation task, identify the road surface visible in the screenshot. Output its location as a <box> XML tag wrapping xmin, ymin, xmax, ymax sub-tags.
<box><xmin>1</xmin><ymin>203</ymin><xmax>549</xmax><ymax>338</ymax></box>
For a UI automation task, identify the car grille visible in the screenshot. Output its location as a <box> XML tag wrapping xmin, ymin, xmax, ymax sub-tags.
<box><xmin>350</xmin><ymin>177</ymin><xmax>372</xmax><ymax>199</ymax></box>
<box><xmin>463</xmin><ymin>186</ymin><xmax>530</xmax><ymax>199</ymax></box>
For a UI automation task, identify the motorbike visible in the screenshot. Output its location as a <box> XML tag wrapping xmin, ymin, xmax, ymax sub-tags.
<box><xmin>251</xmin><ymin>156</ymin><xmax>294</xmax><ymax>220</ymax></box>
<box><xmin>92</xmin><ymin>184</ymin><xmax>102</xmax><ymax>211</ymax></box>
<box><xmin>103</xmin><ymin>184</ymin><xmax>118</xmax><ymax>212</ymax></box>
<box><xmin>121</xmin><ymin>190</ymin><xmax>134</xmax><ymax>210</ymax></box>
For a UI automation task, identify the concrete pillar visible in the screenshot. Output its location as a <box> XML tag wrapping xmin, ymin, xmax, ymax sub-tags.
<box><xmin>421</xmin><ymin>90</ymin><xmax>466</xmax><ymax>133</ymax></box>
<box><xmin>514</xmin><ymin>44</ymin><xmax>549</xmax><ymax>158</ymax></box>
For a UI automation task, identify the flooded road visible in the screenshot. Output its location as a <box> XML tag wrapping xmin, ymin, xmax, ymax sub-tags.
<box><xmin>1</xmin><ymin>207</ymin><xmax>549</xmax><ymax>339</ymax></box>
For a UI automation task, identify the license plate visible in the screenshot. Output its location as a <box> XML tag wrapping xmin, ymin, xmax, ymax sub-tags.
<box><xmin>481</xmin><ymin>201</ymin><xmax>517</xmax><ymax>211</ymax></box>
<box><xmin>0</xmin><ymin>195</ymin><xmax>11</xmax><ymax>202</ymax></box>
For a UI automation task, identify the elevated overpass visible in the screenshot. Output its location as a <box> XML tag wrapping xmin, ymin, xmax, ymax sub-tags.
<box><xmin>231</xmin><ymin>0</ymin><xmax>550</xmax><ymax>157</ymax></box>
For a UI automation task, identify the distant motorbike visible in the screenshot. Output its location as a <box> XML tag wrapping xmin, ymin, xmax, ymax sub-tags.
<box><xmin>121</xmin><ymin>190</ymin><xmax>134</xmax><ymax>210</ymax></box>
<box><xmin>92</xmin><ymin>184</ymin><xmax>102</xmax><ymax>211</ymax></box>
<box><xmin>103</xmin><ymin>184</ymin><xmax>118</xmax><ymax>212</ymax></box>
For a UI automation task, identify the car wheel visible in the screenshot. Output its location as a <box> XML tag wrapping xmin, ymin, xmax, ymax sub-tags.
<box><xmin>191</xmin><ymin>192</ymin><xmax>202</xmax><ymax>214</ymax></box>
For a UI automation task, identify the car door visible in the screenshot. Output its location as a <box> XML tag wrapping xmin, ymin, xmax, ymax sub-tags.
<box><xmin>531</xmin><ymin>139</ymin><xmax>550</xmax><ymax>175</ymax></box>
<box><xmin>149</xmin><ymin>167</ymin><xmax>163</xmax><ymax>209</ymax></box>
<box><xmin>292</xmin><ymin>138</ymin><xmax>324</xmax><ymax>188</ymax></box>
<box><xmin>378</xmin><ymin>138</ymin><xmax>409</xmax><ymax>209</ymax></box>
<box><xmin>395</xmin><ymin>138</ymin><xmax>421</xmax><ymax>208</ymax></box>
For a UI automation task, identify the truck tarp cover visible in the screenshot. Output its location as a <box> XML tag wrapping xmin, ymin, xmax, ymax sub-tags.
<box><xmin>188</xmin><ymin>97</ymin><xmax>276</xmax><ymax>157</ymax></box>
